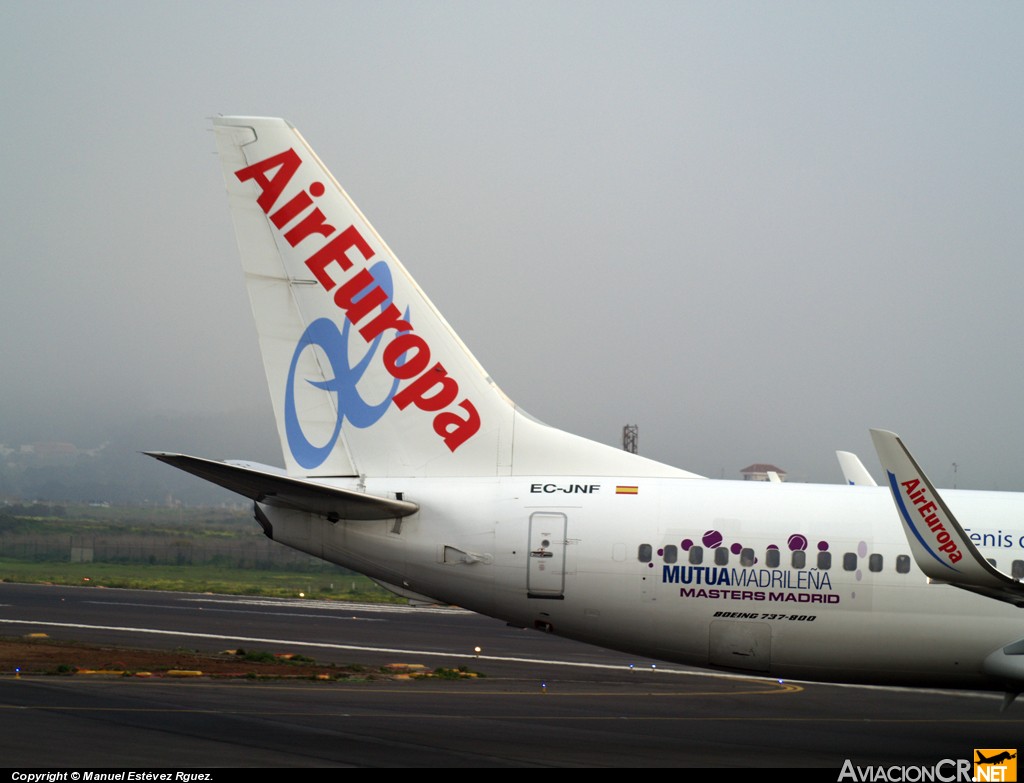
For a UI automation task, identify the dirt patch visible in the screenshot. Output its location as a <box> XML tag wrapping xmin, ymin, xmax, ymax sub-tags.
<box><xmin>0</xmin><ymin>635</ymin><xmax>408</xmax><ymax>679</ymax></box>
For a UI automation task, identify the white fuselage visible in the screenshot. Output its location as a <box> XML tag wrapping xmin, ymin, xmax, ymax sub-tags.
<box><xmin>258</xmin><ymin>476</ymin><xmax>1024</xmax><ymax>689</ymax></box>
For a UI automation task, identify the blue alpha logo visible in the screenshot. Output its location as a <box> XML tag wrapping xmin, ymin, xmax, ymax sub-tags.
<box><xmin>284</xmin><ymin>261</ymin><xmax>408</xmax><ymax>469</ymax></box>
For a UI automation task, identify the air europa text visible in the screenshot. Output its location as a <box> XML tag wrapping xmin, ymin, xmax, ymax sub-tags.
<box><xmin>234</xmin><ymin>148</ymin><xmax>480</xmax><ymax>452</ymax></box>
<box><xmin>901</xmin><ymin>478</ymin><xmax>964</xmax><ymax>564</ymax></box>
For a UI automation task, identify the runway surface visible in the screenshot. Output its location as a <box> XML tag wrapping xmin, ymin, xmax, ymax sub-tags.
<box><xmin>1</xmin><ymin>582</ymin><xmax>1020</xmax><ymax>767</ymax></box>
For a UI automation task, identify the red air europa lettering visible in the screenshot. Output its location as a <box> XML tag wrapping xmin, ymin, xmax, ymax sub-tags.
<box><xmin>234</xmin><ymin>149</ymin><xmax>480</xmax><ymax>452</ymax></box>
<box><xmin>900</xmin><ymin>479</ymin><xmax>963</xmax><ymax>564</ymax></box>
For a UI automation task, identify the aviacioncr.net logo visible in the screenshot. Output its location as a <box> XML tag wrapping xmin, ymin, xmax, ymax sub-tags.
<box><xmin>284</xmin><ymin>260</ymin><xmax>409</xmax><ymax>469</ymax></box>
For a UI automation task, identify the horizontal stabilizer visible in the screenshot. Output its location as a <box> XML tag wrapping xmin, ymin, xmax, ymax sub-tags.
<box><xmin>145</xmin><ymin>452</ymin><xmax>419</xmax><ymax>520</ymax></box>
<box><xmin>870</xmin><ymin>429</ymin><xmax>1024</xmax><ymax>608</ymax></box>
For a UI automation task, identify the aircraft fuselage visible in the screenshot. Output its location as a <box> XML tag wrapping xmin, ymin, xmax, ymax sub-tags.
<box><xmin>259</xmin><ymin>477</ymin><xmax>1024</xmax><ymax>689</ymax></box>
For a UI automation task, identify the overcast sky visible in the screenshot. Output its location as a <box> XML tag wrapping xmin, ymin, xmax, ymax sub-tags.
<box><xmin>2</xmin><ymin>1</ymin><xmax>1023</xmax><ymax>489</ymax></box>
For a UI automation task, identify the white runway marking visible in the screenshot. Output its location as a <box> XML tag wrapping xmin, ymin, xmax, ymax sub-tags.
<box><xmin>0</xmin><ymin>616</ymin><xmax>705</xmax><ymax>674</ymax></box>
<box><xmin>82</xmin><ymin>600</ymin><xmax>388</xmax><ymax>622</ymax></box>
<box><xmin>0</xmin><ymin>615</ymin><xmax>1003</xmax><ymax>703</ymax></box>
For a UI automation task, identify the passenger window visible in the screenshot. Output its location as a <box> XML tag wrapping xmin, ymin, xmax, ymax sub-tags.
<box><xmin>714</xmin><ymin>547</ymin><xmax>729</xmax><ymax>565</ymax></box>
<box><xmin>843</xmin><ymin>553</ymin><xmax>857</xmax><ymax>571</ymax></box>
<box><xmin>663</xmin><ymin>545</ymin><xmax>678</xmax><ymax>564</ymax></box>
<box><xmin>766</xmin><ymin>549</ymin><xmax>780</xmax><ymax>568</ymax></box>
<box><xmin>986</xmin><ymin>558</ymin><xmax>997</xmax><ymax>568</ymax></box>
<box><xmin>791</xmin><ymin>550</ymin><xmax>806</xmax><ymax>569</ymax></box>
<box><xmin>817</xmin><ymin>551</ymin><xmax>831</xmax><ymax>570</ymax></box>
<box><xmin>869</xmin><ymin>554</ymin><xmax>883</xmax><ymax>573</ymax></box>
<box><xmin>740</xmin><ymin>547</ymin><xmax>755</xmax><ymax>567</ymax></box>
<box><xmin>1013</xmin><ymin>560</ymin><xmax>1024</xmax><ymax>580</ymax></box>
<box><xmin>638</xmin><ymin>544</ymin><xmax>652</xmax><ymax>563</ymax></box>
<box><xmin>896</xmin><ymin>555</ymin><xmax>911</xmax><ymax>574</ymax></box>
<box><xmin>689</xmin><ymin>546</ymin><xmax>703</xmax><ymax>565</ymax></box>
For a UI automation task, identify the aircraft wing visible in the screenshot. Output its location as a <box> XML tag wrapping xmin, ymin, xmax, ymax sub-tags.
<box><xmin>870</xmin><ymin>429</ymin><xmax>1024</xmax><ymax>608</ymax></box>
<box><xmin>145</xmin><ymin>452</ymin><xmax>419</xmax><ymax>521</ymax></box>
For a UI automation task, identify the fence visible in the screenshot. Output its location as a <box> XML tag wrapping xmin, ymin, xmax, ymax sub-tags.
<box><xmin>0</xmin><ymin>533</ymin><xmax>338</xmax><ymax>571</ymax></box>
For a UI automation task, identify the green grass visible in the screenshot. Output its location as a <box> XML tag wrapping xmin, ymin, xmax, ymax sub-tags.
<box><xmin>0</xmin><ymin>558</ymin><xmax>405</xmax><ymax>602</ymax></box>
<box><xmin>0</xmin><ymin>506</ymin><xmax>254</xmax><ymax>537</ymax></box>
<box><xmin>0</xmin><ymin>504</ymin><xmax>408</xmax><ymax>603</ymax></box>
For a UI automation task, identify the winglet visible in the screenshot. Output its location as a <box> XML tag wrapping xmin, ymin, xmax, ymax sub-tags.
<box><xmin>869</xmin><ymin>429</ymin><xmax>1024</xmax><ymax>607</ymax></box>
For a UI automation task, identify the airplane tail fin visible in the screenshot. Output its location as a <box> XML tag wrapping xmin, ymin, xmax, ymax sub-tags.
<box><xmin>212</xmin><ymin>116</ymin><xmax>699</xmax><ymax>480</ymax></box>
<box><xmin>836</xmin><ymin>450</ymin><xmax>877</xmax><ymax>486</ymax></box>
<box><xmin>870</xmin><ymin>428</ymin><xmax>1024</xmax><ymax>606</ymax></box>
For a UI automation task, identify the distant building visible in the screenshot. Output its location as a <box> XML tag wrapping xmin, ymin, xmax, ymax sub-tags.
<box><xmin>740</xmin><ymin>463</ymin><xmax>787</xmax><ymax>482</ymax></box>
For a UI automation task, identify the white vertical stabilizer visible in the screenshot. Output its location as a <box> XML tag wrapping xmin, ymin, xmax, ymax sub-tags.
<box><xmin>212</xmin><ymin>116</ymin><xmax>700</xmax><ymax>480</ymax></box>
<box><xmin>836</xmin><ymin>450</ymin><xmax>877</xmax><ymax>486</ymax></box>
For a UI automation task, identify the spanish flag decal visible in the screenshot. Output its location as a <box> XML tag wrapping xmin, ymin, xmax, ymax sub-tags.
<box><xmin>616</xmin><ymin>485</ymin><xmax>639</xmax><ymax>495</ymax></box>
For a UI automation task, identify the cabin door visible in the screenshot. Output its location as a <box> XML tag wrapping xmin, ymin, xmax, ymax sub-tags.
<box><xmin>527</xmin><ymin>512</ymin><xmax>567</xmax><ymax>599</ymax></box>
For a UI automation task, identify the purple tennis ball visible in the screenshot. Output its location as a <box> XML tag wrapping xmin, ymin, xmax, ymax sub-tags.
<box><xmin>788</xmin><ymin>534</ymin><xmax>808</xmax><ymax>551</ymax></box>
<box><xmin>702</xmin><ymin>530</ymin><xmax>723</xmax><ymax>548</ymax></box>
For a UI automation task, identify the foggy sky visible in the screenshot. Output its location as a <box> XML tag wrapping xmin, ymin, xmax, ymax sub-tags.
<box><xmin>2</xmin><ymin>1</ymin><xmax>1023</xmax><ymax>491</ymax></box>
